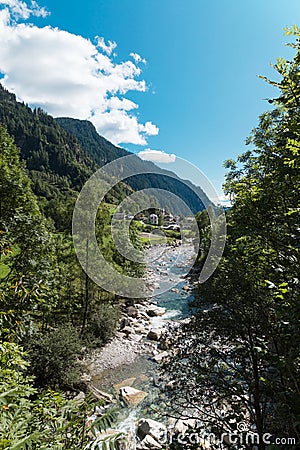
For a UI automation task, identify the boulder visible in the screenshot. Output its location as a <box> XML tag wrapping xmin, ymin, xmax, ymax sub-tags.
<box><xmin>147</xmin><ymin>328</ymin><xmax>163</xmax><ymax>341</ymax></box>
<box><xmin>172</xmin><ymin>418</ymin><xmax>197</xmax><ymax>435</ymax></box>
<box><xmin>137</xmin><ymin>418</ymin><xmax>167</xmax><ymax>444</ymax></box>
<box><xmin>113</xmin><ymin>377</ymin><xmax>136</xmax><ymax>391</ymax></box>
<box><xmin>120</xmin><ymin>386</ymin><xmax>148</xmax><ymax>407</ymax></box>
<box><xmin>119</xmin><ymin>317</ymin><xmax>131</xmax><ymax>329</ymax></box>
<box><xmin>185</xmin><ymin>419</ymin><xmax>197</xmax><ymax>429</ymax></box>
<box><xmin>182</xmin><ymin>285</ymin><xmax>190</xmax><ymax>291</ymax></box>
<box><xmin>126</xmin><ymin>306</ymin><xmax>138</xmax><ymax>317</ymax></box>
<box><xmin>146</xmin><ymin>305</ymin><xmax>166</xmax><ymax>317</ymax></box>
<box><xmin>153</xmin><ymin>351</ymin><xmax>169</xmax><ymax>363</ymax></box>
<box><xmin>159</xmin><ymin>335</ymin><xmax>171</xmax><ymax>350</ymax></box>
<box><xmin>115</xmin><ymin>331</ymin><xmax>127</xmax><ymax>339</ymax></box>
<box><xmin>133</xmin><ymin>323</ymin><xmax>148</xmax><ymax>334</ymax></box>
<box><xmin>136</xmin><ymin>434</ymin><xmax>162</xmax><ymax>449</ymax></box>
<box><xmin>73</xmin><ymin>391</ymin><xmax>85</xmax><ymax>405</ymax></box>
<box><xmin>122</xmin><ymin>326</ymin><xmax>134</xmax><ymax>336</ymax></box>
<box><xmin>140</xmin><ymin>311</ymin><xmax>151</xmax><ymax>319</ymax></box>
<box><xmin>173</xmin><ymin>419</ymin><xmax>187</xmax><ymax>435</ymax></box>
<box><xmin>135</xmin><ymin>327</ymin><xmax>148</xmax><ymax>335</ymax></box>
<box><xmin>129</xmin><ymin>333</ymin><xmax>143</xmax><ymax>342</ymax></box>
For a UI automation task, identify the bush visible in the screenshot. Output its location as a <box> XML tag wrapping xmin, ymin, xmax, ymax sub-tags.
<box><xmin>27</xmin><ymin>323</ymin><xmax>82</xmax><ymax>390</ymax></box>
<box><xmin>0</xmin><ymin>341</ymin><xmax>118</xmax><ymax>449</ymax></box>
<box><xmin>85</xmin><ymin>303</ymin><xmax>120</xmax><ymax>346</ymax></box>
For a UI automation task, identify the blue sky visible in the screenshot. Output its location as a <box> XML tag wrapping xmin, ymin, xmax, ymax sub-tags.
<box><xmin>0</xmin><ymin>0</ymin><xmax>299</xmax><ymax>199</ymax></box>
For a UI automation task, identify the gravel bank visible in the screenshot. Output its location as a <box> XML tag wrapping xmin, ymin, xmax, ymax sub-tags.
<box><xmin>87</xmin><ymin>333</ymin><xmax>144</xmax><ymax>373</ymax></box>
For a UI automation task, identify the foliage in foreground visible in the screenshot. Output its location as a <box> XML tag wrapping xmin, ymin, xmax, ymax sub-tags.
<box><xmin>0</xmin><ymin>341</ymin><xmax>122</xmax><ymax>450</ymax></box>
<box><xmin>26</xmin><ymin>324</ymin><xmax>82</xmax><ymax>390</ymax></box>
<box><xmin>0</xmin><ymin>121</ymin><xmax>131</xmax><ymax>447</ymax></box>
<box><xmin>163</xmin><ymin>27</ymin><xmax>300</xmax><ymax>450</ymax></box>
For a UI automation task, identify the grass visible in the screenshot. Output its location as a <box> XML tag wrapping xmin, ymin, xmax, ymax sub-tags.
<box><xmin>140</xmin><ymin>235</ymin><xmax>178</xmax><ymax>246</ymax></box>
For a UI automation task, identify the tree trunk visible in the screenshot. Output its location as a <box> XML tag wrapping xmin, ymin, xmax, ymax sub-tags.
<box><xmin>81</xmin><ymin>238</ymin><xmax>89</xmax><ymax>334</ymax></box>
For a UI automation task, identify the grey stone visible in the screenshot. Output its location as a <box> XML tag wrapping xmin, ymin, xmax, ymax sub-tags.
<box><xmin>147</xmin><ymin>328</ymin><xmax>163</xmax><ymax>341</ymax></box>
<box><xmin>126</xmin><ymin>306</ymin><xmax>138</xmax><ymax>318</ymax></box>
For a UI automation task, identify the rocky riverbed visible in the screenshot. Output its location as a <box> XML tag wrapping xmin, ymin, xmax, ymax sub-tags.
<box><xmin>86</xmin><ymin>300</ymin><xmax>171</xmax><ymax>377</ymax></box>
<box><xmin>82</xmin><ymin>243</ymin><xmax>196</xmax><ymax>449</ymax></box>
<box><xmin>86</xmin><ymin>243</ymin><xmax>194</xmax><ymax>376</ymax></box>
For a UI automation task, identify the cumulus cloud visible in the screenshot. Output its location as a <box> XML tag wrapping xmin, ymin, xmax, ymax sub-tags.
<box><xmin>0</xmin><ymin>1</ymin><xmax>158</xmax><ymax>145</ymax></box>
<box><xmin>0</xmin><ymin>0</ymin><xmax>48</xmax><ymax>19</ymax></box>
<box><xmin>138</xmin><ymin>122</ymin><xmax>159</xmax><ymax>136</ymax></box>
<box><xmin>138</xmin><ymin>149</ymin><xmax>176</xmax><ymax>163</ymax></box>
<box><xmin>130</xmin><ymin>52</ymin><xmax>146</xmax><ymax>64</ymax></box>
<box><xmin>96</xmin><ymin>36</ymin><xmax>117</xmax><ymax>56</ymax></box>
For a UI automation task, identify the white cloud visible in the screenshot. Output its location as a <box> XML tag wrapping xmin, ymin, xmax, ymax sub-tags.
<box><xmin>0</xmin><ymin>1</ymin><xmax>159</xmax><ymax>145</ymax></box>
<box><xmin>138</xmin><ymin>121</ymin><xmax>159</xmax><ymax>136</ymax></box>
<box><xmin>130</xmin><ymin>52</ymin><xmax>146</xmax><ymax>64</ymax></box>
<box><xmin>96</xmin><ymin>36</ymin><xmax>117</xmax><ymax>56</ymax></box>
<box><xmin>138</xmin><ymin>149</ymin><xmax>176</xmax><ymax>163</ymax></box>
<box><xmin>0</xmin><ymin>0</ymin><xmax>48</xmax><ymax>19</ymax></box>
<box><xmin>92</xmin><ymin>110</ymin><xmax>158</xmax><ymax>145</ymax></box>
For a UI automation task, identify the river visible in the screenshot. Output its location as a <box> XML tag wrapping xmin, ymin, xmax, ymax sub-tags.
<box><xmin>92</xmin><ymin>242</ymin><xmax>196</xmax><ymax>442</ymax></box>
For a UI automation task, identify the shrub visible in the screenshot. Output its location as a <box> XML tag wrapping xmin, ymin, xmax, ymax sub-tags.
<box><xmin>27</xmin><ymin>323</ymin><xmax>82</xmax><ymax>390</ymax></box>
<box><xmin>85</xmin><ymin>303</ymin><xmax>120</xmax><ymax>346</ymax></box>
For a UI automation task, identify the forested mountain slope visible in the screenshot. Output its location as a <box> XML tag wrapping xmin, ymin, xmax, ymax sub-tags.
<box><xmin>0</xmin><ymin>84</ymin><xmax>135</xmax><ymax>229</ymax></box>
<box><xmin>57</xmin><ymin>117</ymin><xmax>212</xmax><ymax>214</ymax></box>
<box><xmin>0</xmin><ymin>84</ymin><xmax>97</xmax><ymax>199</ymax></box>
<box><xmin>0</xmin><ymin>84</ymin><xmax>212</xmax><ymax>217</ymax></box>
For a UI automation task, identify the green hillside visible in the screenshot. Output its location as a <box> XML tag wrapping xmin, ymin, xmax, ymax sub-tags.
<box><xmin>0</xmin><ymin>84</ymin><xmax>211</xmax><ymax>222</ymax></box>
<box><xmin>0</xmin><ymin>85</ymin><xmax>97</xmax><ymax>199</ymax></box>
<box><xmin>57</xmin><ymin>117</ymin><xmax>212</xmax><ymax>214</ymax></box>
<box><xmin>0</xmin><ymin>84</ymin><xmax>134</xmax><ymax>229</ymax></box>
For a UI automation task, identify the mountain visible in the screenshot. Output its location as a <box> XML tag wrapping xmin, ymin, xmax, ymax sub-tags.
<box><xmin>0</xmin><ymin>83</ymin><xmax>211</xmax><ymax>217</ymax></box>
<box><xmin>56</xmin><ymin>118</ymin><xmax>211</xmax><ymax>214</ymax></box>
<box><xmin>56</xmin><ymin>117</ymin><xmax>129</xmax><ymax>166</ymax></box>
<box><xmin>0</xmin><ymin>85</ymin><xmax>97</xmax><ymax>199</ymax></box>
<box><xmin>0</xmin><ymin>84</ymin><xmax>133</xmax><ymax>206</ymax></box>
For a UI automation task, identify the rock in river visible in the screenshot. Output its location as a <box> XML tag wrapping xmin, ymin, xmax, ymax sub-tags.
<box><xmin>136</xmin><ymin>434</ymin><xmax>162</xmax><ymax>449</ymax></box>
<box><xmin>136</xmin><ymin>418</ymin><xmax>167</xmax><ymax>448</ymax></box>
<box><xmin>113</xmin><ymin>377</ymin><xmax>136</xmax><ymax>391</ymax></box>
<box><xmin>147</xmin><ymin>328</ymin><xmax>163</xmax><ymax>341</ymax></box>
<box><xmin>153</xmin><ymin>351</ymin><xmax>169</xmax><ymax>363</ymax></box>
<box><xmin>146</xmin><ymin>305</ymin><xmax>166</xmax><ymax>317</ymax></box>
<box><xmin>126</xmin><ymin>306</ymin><xmax>138</xmax><ymax>317</ymax></box>
<box><xmin>120</xmin><ymin>386</ymin><xmax>148</xmax><ymax>407</ymax></box>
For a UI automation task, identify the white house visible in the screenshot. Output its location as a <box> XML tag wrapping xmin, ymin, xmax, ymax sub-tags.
<box><xmin>149</xmin><ymin>213</ymin><xmax>159</xmax><ymax>225</ymax></box>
